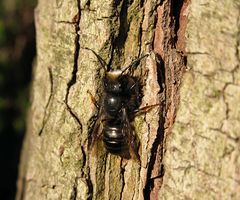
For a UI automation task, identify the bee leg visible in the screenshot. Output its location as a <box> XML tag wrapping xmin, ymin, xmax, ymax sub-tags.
<box><xmin>129</xmin><ymin>70</ymin><xmax>148</xmax><ymax>91</ymax></box>
<box><xmin>88</xmin><ymin>108</ymin><xmax>104</xmax><ymax>151</ymax></box>
<box><xmin>122</xmin><ymin>108</ymin><xmax>141</xmax><ymax>163</ymax></box>
<box><xmin>129</xmin><ymin>135</ymin><xmax>141</xmax><ymax>163</ymax></box>
<box><xmin>87</xmin><ymin>90</ymin><xmax>100</xmax><ymax>109</ymax></box>
<box><xmin>129</xmin><ymin>82</ymin><xmax>137</xmax><ymax>90</ymax></box>
<box><xmin>133</xmin><ymin>104</ymin><xmax>160</xmax><ymax>116</ymax></box>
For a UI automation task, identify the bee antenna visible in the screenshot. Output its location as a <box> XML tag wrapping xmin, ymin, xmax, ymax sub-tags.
<box><xmin>82</xmin><ymin>47</ymin><xmax>107</xmax><ymax>72</ymax></box>
<box><xmin>121</xmin><ymin>53</ymin><xmax>149</xmax><ymax>76</ymax></box>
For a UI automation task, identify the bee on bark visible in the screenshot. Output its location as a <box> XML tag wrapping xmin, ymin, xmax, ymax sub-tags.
<box><xmin>86</xmin><ymin>48</ymin><xmax>157</xmax><ymax>161</ymax></box>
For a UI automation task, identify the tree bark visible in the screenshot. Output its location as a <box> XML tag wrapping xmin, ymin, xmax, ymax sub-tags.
<box><xmin>16</xmin><ymin>0</ymin><xmax>240</xmax><ymax>200</ymax></box>
<box><xmin>159</xmin><ymin>1</ymin><xmax>240</xmax><ymax>199</ymax></box>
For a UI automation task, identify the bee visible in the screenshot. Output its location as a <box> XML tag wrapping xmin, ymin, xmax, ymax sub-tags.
<box><xmin>86</xmin><ymin>48</ymin><xmax>157</xmax><ymax>161</ymax></box>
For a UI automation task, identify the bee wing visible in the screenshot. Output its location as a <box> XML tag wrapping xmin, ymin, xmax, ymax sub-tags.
<box><xmin>88</xmin><ymin>106</ymin><xmax>104</xmax><ymax>151</ymax></box>
<box><xmin>122</xmin><ymin>108</ymin><xmax>140</xmax><ymax>162</ymax></box>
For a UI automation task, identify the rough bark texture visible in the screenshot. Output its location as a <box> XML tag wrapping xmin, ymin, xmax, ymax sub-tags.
<box><xmin>16</xmin><ymin>0</ymin><xmax>240</xmax><ymax>200</ymax></box>
<box><xmin>159</xmin><ymin>1</ymin><xmax>240</xmax><ymax>199</ymax></box>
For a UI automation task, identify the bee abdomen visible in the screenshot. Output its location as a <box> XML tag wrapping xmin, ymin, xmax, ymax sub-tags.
<box><xmin>103</xmin><ymin>123</ymin><xmax>127</xmax><ymax>153</ymax></box>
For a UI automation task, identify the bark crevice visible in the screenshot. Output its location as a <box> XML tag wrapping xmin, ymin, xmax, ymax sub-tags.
<box><xmin>143</xmin><ymin>55</ymin><xmax>166</xmax><ymax>199</ymax></box>
<box><xmin>149</xmin><ymin>0</ymin><xmax>188</xmax><ymax>197</ymax></box>
<box><xmin>38</xmin><ymin>67</ymin><xmax>54</xmax><ymax>136</ymax></box>
<box><xmin>119</xmin><ymin>160</ymin><xmax>126</xmax><ymax>200</ymax></box>
<box><xmin>70</xmin><ymin>178</ymin><xmax>78</xmax><ymax>200</ymax></box>
<box><xmin>81</xmin><ymin>145</ymin><xmax>93</xmax><ymax>200</ymax></box>
<box><xmin>64</xmin><ymin>0</ymin><xmax>82</xmax><ymax>131</ymax></box>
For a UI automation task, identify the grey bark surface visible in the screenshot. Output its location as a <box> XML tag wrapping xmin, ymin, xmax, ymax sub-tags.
<box><xmin>159</xmin><ymin>1</ymin><xmax>240</xmax><ymax>200</ymax></box>
<box><xmin>16</xmin><ymin>0</ymin><xmax>240</xmax><ymax>200</ymax></box>
<box><xmin>17</xmin><ymin>0</ymin><xmax>167</xmax><ymax>199</ymax></box>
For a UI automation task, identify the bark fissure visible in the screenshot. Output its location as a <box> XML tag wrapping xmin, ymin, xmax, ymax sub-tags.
<box><xmin>209</xmin><ymin>128</ymin><xmax>239</xmax><ymax>142</ymax></box>
<box><xmin>170</xmin><ymin>0</ymin><xmax>185</xmax><ymax>46</ymax></box>
<box><xmin>233</xmin><ymin>8</ymin><xmax>240</xmax><ymax>84</ymax></box>
<box><xmin>108</xmin><ymin>0</ymin><xmax>129</xmax><ymax>68</ymax></box>
<box><xmin>114</xmin><ymin>0</ymin><xmax>129</xmax><ymax>52</ymax></box>
<box><xmin>70</xmin><ymin>178</ymin><xmax>78</xmax><ymax>200</ymax></box>
<box><xmin>80</xmin><ymin>146</ymin><xmax>93</xmax><ymax>200</ymax></box>
<box><xmin>143</xmin><ymin>57</ymin><xmax>166</xmax><ymax>199</ymax></box>
<box><xmin>222</xmin><ymin>83</ymin><xmax>230</xmax><ymax>120</ymax></box>
<box><xmin>85</xmin><ymin>176</ymin><xmax>93</xmax><ymax>200</ymax></box>
<box><xmin>221</xmin><ymin>15</ymin><xmax>240</xmax><ymax>119</ymax></box>
<box><xmin>119</xmin><ymin>160</ymin><xmax>126</xmax><ymax>200</ymax></box>
<box><xmin>64</xmin><ymin>0</ymin><xmax>82</xmax><ymax>131</ymax></box>
<box><xmin>137</xmin><ymin>1</ymin><xmax>145</xmax><ymax>58</ymax></box>
<box><xmin>38</xmin><ymin>67</ymin><xmax>54</xmax><ymax>136</ymax></box>
<box><xmin>149</xmin><ymin>0</ymin><xmax>188</xmax><ymax>197</ymax></box>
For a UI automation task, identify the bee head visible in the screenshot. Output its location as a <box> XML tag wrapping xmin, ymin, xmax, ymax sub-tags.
<box><xmin>103</xmin><ymin>70</ymin><xmax>124</xmax><ymax>94</ymax></box>
<box><xmin>83</xmin><ymin>47</ymin><xmax>148</xmax><ymax>94</ymax></box>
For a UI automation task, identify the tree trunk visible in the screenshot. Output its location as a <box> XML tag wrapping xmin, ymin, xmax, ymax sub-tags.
<box><xmin>159</xmin><ymin>1</ymin><xmax>240</xmax><ymax>199</ymax></box>
<box><xmin>16</xmin><ymin>0</ymin><xmax>240</xmax><ymax>200</ymax></box>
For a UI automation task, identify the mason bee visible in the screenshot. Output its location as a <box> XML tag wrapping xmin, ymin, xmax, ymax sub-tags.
<box><xmin>86</xmin><ymin>48</ymin><xmax>157</xmax><ymax>161</ymax></box>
